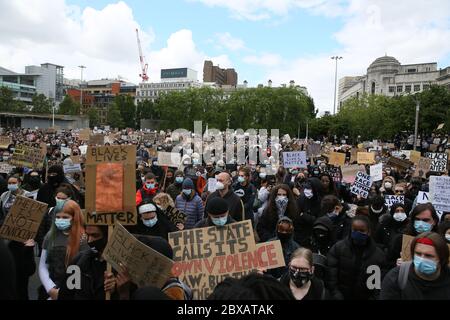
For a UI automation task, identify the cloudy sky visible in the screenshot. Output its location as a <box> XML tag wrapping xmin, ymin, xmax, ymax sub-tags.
<box><xmin>1</xmin><ymin>0</ymin><xmax>449</xmax><ymax>114</ymax></box>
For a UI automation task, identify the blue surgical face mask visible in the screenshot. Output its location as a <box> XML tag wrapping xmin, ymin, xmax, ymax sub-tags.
<box><xmin>182</xmin><ymin>189</ymin><xmax>192</xmax><ymax>196</ymax></box>
<box><xmin>414</xmin><ymin>255</ymin><xmax>437</xmax><ymax>275</ymax></box>
<box><xmin>54</xmin><ymin>198</ymin><xmax>68</xmax><ymax>213</ymax></box>
<box><xmin>55</xmin><ymin>218</ymin><xmax>71</xmax><ymax>231</ymax></box>
<box><xmin>414</xmin><ymin>220</ymin><xmax>432</xmax><ymax>233</ymax></box>
<box><xmin>238</xmin><ymin>176</ymin><xmax>245</xmax><ymax>183</ymax></box>
<box><xmin>143</xmin><ymin>216</ymin><xmax>158</xmax><ymax>228</ymax></box>
<box><xmin>8</xmin><ymin>184</ymin><xmax>19</xmax><ymax>192</ymax></box>
<box><xmin>211</xmin><ymin>216</ymin><xmax>228</xmax><ymax>227</ymax></box>
<box><xmin>175</xmin><ymin>177</ymin><xmax>184</xmax><ymax>184</ymax></box>
<box><xmin>146</xmin><ymin>183</ymin><xmax>155</xmax><ymax>189</ymax></box>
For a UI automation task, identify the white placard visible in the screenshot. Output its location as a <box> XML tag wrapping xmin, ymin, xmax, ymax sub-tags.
<box><xmin>350</xmin><ymin>171</ymin><xmax>372</xmax><ymax>199</ymax></box>
<box><xmin>384</xmin><ymin>195</ymin><xmax>405</xmax><ymax>210</ymax></box>
<box><xmin>207</xmin><ymin>178</ymin><xmax>217</xmax><ymax>193</ymax></box>
<box><xmin>416</xmin><ymin>191</ymin><xmax>430</xmax><ymax>204</ymax></box>
<box><xmin>370</xmin><ymin>163</ymin><xmax>383</xmax><ymax>182</ymax></box>
<box><xmin>282</xmin><ymin>151</ymin><xmax>307</xmax><ymax>169</ymax></box>
<box><xmin>157</xmin><ymin>152</ymin><xmax>181</xmax><ymax>167</ymax></box>
<box><xmin>430</xmin><ymin>176</ymin><xmax>450</xmax><ymax>212</ymax></box>
<box><xmin>63</xmin><ymin>164</ymin><xmax>82</xmax><ymax>174</ymax></box>
<box><xmin>61</xmin><ymin>147</ymin><xmax>71</xmax><ymax>156</ymax></box>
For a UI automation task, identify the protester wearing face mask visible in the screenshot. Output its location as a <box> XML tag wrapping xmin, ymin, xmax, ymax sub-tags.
<box><xmin>130</xmin><ymin>202</ymin><xmax>176</xmax><ymax>240</ymax></box>
<box><xmin>316</xmin><ymin>195</ymin><xmax>348</xmax><ymax>244</ymax></box>
<box><xmin>161</xmin><ymin>169</ymin><xmax>175</xmax><ymax>192</ymax></box>
<box><xmin>136</xmin><ymin>173</ymin><xmax>159</xmax><ymax>206</ymax></box>
<box><xmin>368</xmin><ymin>195</ymin><xmax>388</xmax><ymax>231</ymax></box>
<box><xmin>38</xmin><ymin>200</ymin><xmax>87</xmax><ymax>300</ymax></box>
<box><xmin>297</xmin><ymin>177</ymin><xmax>323</xmax><ymax>219</ymax></box>
<box><xmin>195</xmin><ymin>197</ymin><xmax>235</xmax><ymax>228</ymax></box>
<box><xmin>257</xmin><ymin>185</ymin><xmax>300</xmax><ymax>242</ymax></box>
<box><xmin>380</xmin><ymin>176</ymin><xmax>396</xmax><ymax>196</ymax></box>
<box><xmin>254</xmin><ymin>178</ymin><xmax>272</xmax><ymax>227</ymax></box>
<box><xmin>438</xmin><ymin>221</ymin><xmax>450</xmax><ymax>244</ymax></box>
<box><xmin>166</xmin><ymin>170</ymin><xmax>184</xmax><ymax>203</ymax></box>
<box><xmin>381</xmin><ymin>232</ymin><xmax>450</xmax><ymax>300</ymax></box>
<box><xmin>21</xmin><ymin>170</ymin><xmax>42</xmax><ymax>200</ymax></box>
<box><xmin>0</xmin><ymin>175</ymin><xmax>30</xmax><ymax>226</ymax></box>
<box><xmin>267</xmin><ymin>217</ymin><xmax>300</xmax><ymax>279</ymax></box>
<box><xmin>152</xmin><ymin>192</ymin><xmax>185</xmax><ymax>230</ymax></box>
<box><xmin>205</xmin><ymin>172</ymin><xmax>243</xmax><ymax>222</ymax></box>
<box><xmin>292</xmin><ymin>172</ymin><xmax>307</xmax><ymax>197</ymax></box>
<box><xmin>280</xmin><ymin>248</ymin><xmax>328</xmax><ymax>300</ymax></box>
<box><xmin>175</xmin><ymin>178</ymin><xmax>204</xmax><ymax>230</ymax></box>
<box><xmin>58</xmin><ymin>225</ymin><xmax>117</xmax><ymax>300</ymax></box>
<box><xmin>232</xmin><ymin>167</ymin><xmax>257</xmax><ymax>224</ymax></box>
<box><xmin>327</xmin><ymin>215</ymin><xmax>387</xmax><ymax>300</ymax></box>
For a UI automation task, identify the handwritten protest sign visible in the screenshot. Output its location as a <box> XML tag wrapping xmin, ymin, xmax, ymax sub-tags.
<box><xmin>357</xmin><ymin>152</ymin><xmax>375</xmax><ymax>165</ymax></box>
<box><xmin>402</xmin><ymin>234</ymin><xmax>450</xmax><ymax>265</ymax></box>
<box><xmin>0</xmin><ymin>162</ymin><xmax>15</xmax><ymax>174</ymax></box>
<box><xmin>165</xmin><ymin>205</ymin><xmax>187</xmax><ymax>225</ymax></box>
<box><xmin>79</xmin><ymin>128</ymin><xmax>90</xmax><ymax>141</ymax></box>
<box><xmin>103</xmin><ymin>223</ymin><xmax>173</xmax><ymax>288</ymax></box>
<box><xmin>429</xmin><ymin>176</ymin><xmax>450</xmax><ymax>212</ymax></box>
<box><xmin>207</xmin><ymin>178</ymin><xmax>217</xmax><ymax>193</ymax></box>
<box><xmin>9</xmin><ymin>145</ymin><xmax>46</xmax><ymax>170</ymax></box>
<box><xmin>425</xmin><ymin>152</ymin><xmax>448</xmax><ymax>173</ymax></box>
<box><xmin>413</xmin><ymin>157</ymin><xmax>432</xmax><ymax>179</ymax></box>
<box><xmin>350</xmin><ymin>171</ymin><xmax>372</xmax><ymax>199</ymax></box>
<box><xmin>84</xmin><ymin>145</ymin><xmax>137</xmax><ymax>225</ymax></box>
<box><xmin>417</xmin><ymin>191</ymin><xmax>430</xmax><ymax>204</ymax></box>
<box><xmin>384</xmin><ymin>195</ymin><xmax>404</xmax><ymax>210</ymax></box>
<box><xmin>409</xmin><ymin>150</ymin><xmax>421</xmax><ymax>164</ymax></box>
<box><xmin>387</xmin><ymin>157</ymin><xmax>412</xmax><ymax>170</ymax></box>
<box><xmin>157</xmin><ymin>152</ymin><xmax>181</xmax><ymax>167</ymax></box>
<box><xmin>0</xmin><ymin>196</ymin><xmax>48</xmax><ymax>242</ymax></box>
<box><xmin>282</xmin><ymin>151</ymin><xmax>307</xmax><ymax>168</ymax></box>
<box><xmin>307</xmin><ymin>143</ymin><xmax>321</xmax><ymax>158</ymax></box>
<box><xmin>0</xmin><ymin>136</ymin><xmax>12</xmax><ymax>149</ymax></box>
<box><xmin>89</xmin><ymin>134</ymin><xmax>105</xmax><ymax>146</ymax></box>
<box><xmin>328</xmin><ymin>152</ymin><xmax>346</xmax><ymax>167</ymax></box>
<box><xmin>370</xmin><ymin>163</ymin><xmax>383</xmax><ymax>182</ymax></box>
<box><xmin>324</xmin><ymin>165</ymin><xmax>342</xmax><ymax>183</ymax></box>
<box><xmin>63</xmin><ymin>163</ymin><xmax>82</xmax><ymax>174</ymax></box>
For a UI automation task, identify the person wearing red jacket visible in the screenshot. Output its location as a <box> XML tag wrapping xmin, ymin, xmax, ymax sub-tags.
<box><xmin>136</xmin><ymin>173</ymin><xmax>159</xmax><ymax>206</ymax></box>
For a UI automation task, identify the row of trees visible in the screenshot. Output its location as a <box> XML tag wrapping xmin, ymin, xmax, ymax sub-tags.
<box><xmin>0</xmin><ymin>87</ymin><xmax>54</xmax><ymax>114</ymax></box>
<box><xmin>309</xmin><ymin>85</ymin><xmax>450</xmax><ymax>141</ymax></box>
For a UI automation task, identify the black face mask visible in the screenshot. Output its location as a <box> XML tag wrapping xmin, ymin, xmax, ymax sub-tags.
<box><xmin>277</xmin><ymin>232</ymin><xmax>292</xmax><ymax>242</ymax></box>
<box><xmin>48</xmin><ymin>175</ymin><xmax>63</xmax><ymax>187</ymax></box>
<box><xmin>314</xmin><ymin>231</ymin><xmax>329</xmax><ymax>245</ymax></box>
<box><xmin>289</xmin><ymin>269</ymin><xmax>313</xmax><ymax>288</ymax></box>
<box><xmin>29</xmin><ymin>176</ymin><xmax>41</xmax><ymax>189</ymax></box>
<box><xmin>88</xmin><ymin>237</ymin><xmax>107</xmax><ymax>254</ymax></box>
<box><xmin>206</xmin><ymin>166</ymin><xmax>214</xmax><ymax>173</ymax></box>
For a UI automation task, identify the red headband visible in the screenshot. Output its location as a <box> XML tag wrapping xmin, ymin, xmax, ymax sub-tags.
<box><xmin>416</xmin><ymin>238</ymin><xmax>434</xmax><ymax>246</ymax></box>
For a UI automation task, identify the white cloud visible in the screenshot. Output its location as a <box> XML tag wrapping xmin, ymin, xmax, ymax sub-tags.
<box><xmin>0</xmin><ymin>0</ymin><xmax>231</xmax><ymax>84</ymax></box>
<box><xmin>213</xmin><ymin>32</ymin><xmax>246</xmax><ymax>51</ymax></box>
<box><xmin>243</xmin><ymin>53</ymin><xmax>282</xmax><ymax>67</ymax></box>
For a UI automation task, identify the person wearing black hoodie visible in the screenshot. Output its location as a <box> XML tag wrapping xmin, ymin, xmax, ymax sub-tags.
<box><xmin>21</xmin><ymin>170</ymin><xmax>42</xmax><ymax>200</ymax></box>
<box><xmin>381</xmin><ymin>232</ymin><xmax>450</xmax><ymax>300</ymax></box>
<box><xmin>367</xmin><ymin>195</ymin><xmax>388</xmax><ymax>232</ymax></box>
<box><xmin>297</xmin><ymin>177</ymin><xmax>323</xmax><ymax>219</ymax></box>
<box><xmin>326</xmin><ymin>215</ymin><xmax>387</xmax><ymax>300</ymax></box>
<box><xmin>0</xmin><ymin>240</ymin><xmax>16</xmax><ymax>300</ymax></box>
<box><xmin>6</xmin><ymin>239</ymin><xmax>36</xmax><ymax>300</ymax></box>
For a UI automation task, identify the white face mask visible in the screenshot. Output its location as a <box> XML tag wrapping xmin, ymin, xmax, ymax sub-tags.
<box><xmin>304</xmin><ymin>189</ymin><xmax>313</xmax><ymax>199</ymax></box>
<box><xmin>393</xmin><ymin>212</ymin><xmax>407</xmax><ymax>222</ymax></box>
<box><xmin>446</xmin><ymin>234</ymin><xmax>450</xmax><ymax>242</ymax></box>
<box><xmin>216</xmin><ymin>182</ymin><xmax>225</xmax><ymax>190</ymax></box>
<box><xmin>384</xmin><ymin>182</ymin><xmax>392</xmax><ymax>189</ymax></box>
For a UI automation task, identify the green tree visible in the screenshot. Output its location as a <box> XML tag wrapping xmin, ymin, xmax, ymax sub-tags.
<box><xmin>115</xmin><ymin>95</ymin><xmax>136</xmax><ymax>129</ymax></box>
<box><xmin>31</xmin><ymin>94</ymin><xmax>52</xmax><ymax>114</ymax></box>
<box><xmin>107</xmin><ymin>103</ymin><xmax>124</xmax><ymax>128</ymax></box>
<box><xmin>58</xmin><ymin>95</ymin><xmax>80</xmax><ymax>115</ymax></box>
<box><xmin>0</xmin><ymin>87</ymin><xmax>16</xmax><ymax>111</ymax></box>
<box><xmin>87</xmin><ymin>108</ymin><xmax>100</xmax><ymax>129</ymax></box>
<box><xmin>136</xmin><ymin>99</ymin><xmax>154</xmax><ymax>128</ymax></box>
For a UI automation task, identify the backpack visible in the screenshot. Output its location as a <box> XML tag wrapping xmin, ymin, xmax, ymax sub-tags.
<box><xmin>162</xmin><ymin>278</ymin><xmax>193</xmax><ymax>300</ymax></box>
<box><xmin>397</xmin><ymin>261</ymin><xmax>412</xmax><ymax>290</ymax></box>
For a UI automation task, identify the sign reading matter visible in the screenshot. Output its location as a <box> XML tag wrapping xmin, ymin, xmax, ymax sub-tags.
<box><xmin>384</xmin><ymin>195</ymin><xmax>405</xmax><ymax>210</ymax></box>
<box><xmin>429</xmin><ymin>176</ymin><xmax>450</xmax><ymax>212</ymax></box>
<box><xmin>350</xmin><ymin>171</ymin><xmax>372</xmax><ymax>199</ymax></box>
<box><xmin>282</xmin><ymin>151</ymin><xmax>307</xmax><ymax>168</ymax></box>
<box><xmin>9</xmin><ymin>145</ymin><xmax>46</xmax><ymax>170</ymax></box>
<box><xmin>0</xmin><ymin>196</ymin><xmax>48</xmax><ymax>242</ymax></box>
<box><xmin>168</xmin><ymin>221</ymin><xmax>285</xmax><ymax>300</ymax></box>
<box><xmin>103</xmin><ymin>223</ymin><xmax>174</xmax><ymax>288</ymax></box>
<box><xmin>425</xmin><ymin>152</ymin><xmax>448</xmax><ymax>173</ymax></box>
<box><xmin>84</xmin><ymin>145</ymin><xmax>137</xmax><ymax>225</ymax></box>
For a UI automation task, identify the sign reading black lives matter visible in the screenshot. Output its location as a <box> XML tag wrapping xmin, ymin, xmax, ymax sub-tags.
<box><xmin>384</xmin><ymin>195</ymin><xmax>405</xmax><ymax>210</ymax></box>
<box><xmin>0</xmin><ymin>196</ymin><xmax>48</xmax><ymax>242</ymax></box>
<box><xmin>168</xmin><ymin>220</ymin><xmax>285</xmax><ymax>300</ymax></box>
<box><xmin>425</xmin><ymin>152</ymin><xmax>448</xmax><ymax>173</ymax></box>
<box><xmin>350</xmin><ymin>171</ymin><xmax>372</xmax><ymax>199</ymax></box>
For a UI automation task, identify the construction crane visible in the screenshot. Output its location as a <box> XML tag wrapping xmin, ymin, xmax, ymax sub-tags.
<box><xmin>135</xmin><ymin>28</ymin><xmax>149</xmax><ymax>82</ymax></box>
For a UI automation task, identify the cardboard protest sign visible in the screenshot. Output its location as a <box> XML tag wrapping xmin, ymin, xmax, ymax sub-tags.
<box><xmin>429</xmin><ymin>144</ymin><xmax>438</xmax><ymax>152</ymax></box>
<box><xmin>410</xmin><ymin>150</ymin><xmax>421</xmax><ymax>164</ymax></box>
<box><xmin>157</xmin><ymin>152</ymin><xmax>181</xmax><ymax>168</ymax></box>
<box><xmin>324</xmin><ymin>165</ymin><xmax>342</xmax><ymax>183</ymax></box>
<box><xmin>357</xmin><ymin>152</ymin><xmax>375</xmax><ymax>165</ymax></box>
<box><xmin>168</xmin><ymin>221</ymin><xmax>284</xmax><ymax>300</ymax></box>
<box><xmin>79</xmin><ymin>129</ymin><xmax>90</xmax><ymax>141</ymax></box>
<box><xmin>387</xmin><ymin>157</ymin><xmax>412</xmax><ymax>170</ymax></box>
<box><xmin>350</xmin><ymin>148</ymin><xmax>358</xmax><ymax>163</ymax></box>
<box><xmin>63</xmin><ymin>163</ymin><xmax>82</xmax><ymax>174</ymax></box>
<box><xmin>429</xmin><ymin>176</ymin><xmax>450</xmax><ymax>212</ymax></box>
<box><xmin>9</xmin><ymin>145</ymin><xmax>46</xmax><ymax>170</ymax></box>
<box><xmin>425</xmin><ymin>152</ymin><xmax>448</xmax><ymax>173</ymax></box>
<box><xmin>384</xmin><ymin>195</ymin><xmax>404</xmax><ymax>210</ymax></box>
<box><xmin>307</xmin><ymin>143</ymin><xmax>321</xmax><ymax>158</ymax></box>
<box><xmin>255</xmin><ymin>240</ymin><xmax>286</xmax><ymax>270</ymax></box>
<box><xmin>165</xmin><ymin>205</ymin><xmax>187</xmax><ymax>225</ymax></box>
<box><xmin>350</xmin><ymin>171</ymin><xmax>372</xmax><ymax>199</ymax></box>
<box><xmin>328</xmin><ymin>152</ymin><xmax>346</xmax><ymax>167</ymax></box>
<box><xmin>0</xmin><ymin>196</ymin><xmax>48</xmax><ymax>242</ymax></box>
<box><xmin>84</xmin><ymin>145</ymin><xmax>137</xmax><ymax>225</ymax></box>
<box><xmin>0</xmin><ymin>136</ymin><xmax>12</xmax><ymax>149</ymax></box>
<box><xmin>0</xmin><ymin>162</ymin><xmax>15</xmax><ymax>174</ymax></box>
<box><xmin>416</xmin><ymin>191</ymin><xmax>430</xmax><ymax>204</ymax></box>
<box><xmin>282</xmin><ymin>151</ymin><xmax>307</xmax><ymax>168</ymax></box>
<box><xmin>89</xmin><ymin>134</ymin><xmax>105</xmax><ymax>146</ymax></box>
<box><xmin>402</xmin><ymin>234</ymin><xmax>450</xmax><ymax>265</ymax></box>
<box><xmin>370</xmin><ymin>163</ymin><xmax>383</xmax><ymax>182</ymax></box>
<box><xmin>207</xmin><ymin>178</ymin><xmax>217</xmax><ymax>193</ymax></box>
<box><xmin>103</xmin><ymin>223</ymin><xmax>173</xmax><ymax>288</ymax></box>
<box><xmin>61</xmin><ymin>147</ymin><xmax>71</xmax><ymax>156</ymax></box>
<box><xmin>413</xmin><ymin>157</ymin><xmax>432</xmax><ymax>179</ymax></box>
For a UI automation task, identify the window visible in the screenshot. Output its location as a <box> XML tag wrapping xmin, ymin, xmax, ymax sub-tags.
<box><xmin>371</xmin><ymin>82</ymin><xmax>376</xmax><ymax>94</ymax></box>
<box><xmin>407</xmin><ymin>69</ymin><xmax>416</xmax><ymax>73</ymax></box>
<box><xmin>397</xmin><ymin>85</ymin><xmax>403</xmax><ymax>92</ymax></box>
<box><xmin>423</xmin><ymin>84</ymin><xmax>430</xmax><ymax>90</ymax></box>
<box><xmin>414</xmin><ymin>85</ymin><xmax>421</xmax><ymax>92</ymax></box>
<box><xmin>389</xmin><ymin>86</ymin><xmax>395</xmax><ymax>93</ymax></box>
<box><xmin>405</xmin><ymin>85</ymin><xmax>411</xmax><ymax>92</ymax></box>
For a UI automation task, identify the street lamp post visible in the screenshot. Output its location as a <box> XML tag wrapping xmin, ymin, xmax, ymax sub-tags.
<box><xmin>414</xmin><ymin>99</ymin><xmax>420</xmax><ymax>151</ymax></box>
<box><xmin>78</xmin><ymin>65</ymin><xmax>86</xmax><ymax>112</ymax></box>
<box><xmin>331</xmin><ymin>56</ymin><xmax>343</xmax><ymax>115</ymax></box>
